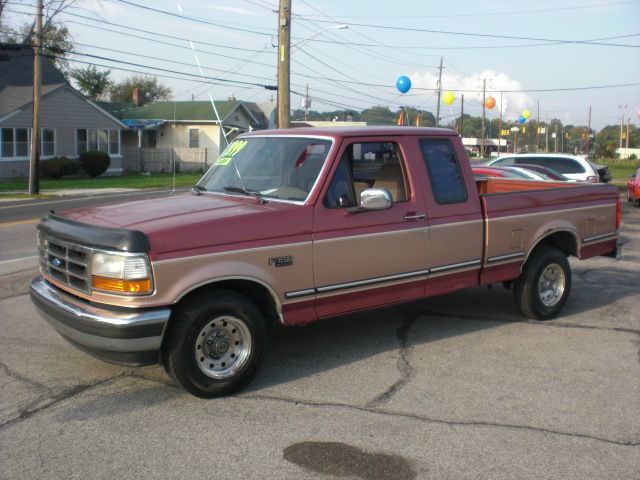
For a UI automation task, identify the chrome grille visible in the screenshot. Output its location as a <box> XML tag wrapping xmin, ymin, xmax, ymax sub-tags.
<box><xmin>38</xmin><ymin>231</ymin><xmax>91</xmax><ymax>293</ymax></box>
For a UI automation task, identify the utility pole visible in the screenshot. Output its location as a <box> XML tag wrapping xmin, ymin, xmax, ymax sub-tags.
<box><xmin>626</xmin><ymin>117</ymin><xmax>631</xmax><ymax>149</ymax></box>
<box><xmin>545</xmin><ymin>115</ymin><xmax>549</xmax><ymax>152</ymax></box>
<box><xmin>435</xmin><ymin>56</ymin><xmax>443</xmax><ymax>128</ymax></box>
<box><xmin>29</xmin><ymin>0</ymin><xmax>43</xmax><ymax>195</ymax></box>
<box><xmin>586</xmin><ymin>105</ymin><xmax>592</xmax><ymax>154</ymax></box>
<box><xmin>480</xmin><ymin>78</ymin><xmax>486</xmax><ymax>157</ymax></box>
<box><xmin>498</xmin><ymin>91</ymin><xmax>503</xmax><ymax>154</ymax></box>
<box><xmin>619</xmin><ymin>105</ymin><xmax>627</xmax><ymax>149</ymax></box>
<box><xmin>536</xmin><ymin>100</ymin><xmax>540</xmax><ymax>152</ymax></box>
<box><xmin>304</xmin><ymin>83</ymin><xmax>309</xmax><ymax>121</ymax></box>
<box><xmin>277</xmin><ymin>0</ymin><xmax>291</xmax><ymax>129</ymax></box>
<box><xmin>459</xmin><ymin>94</ymin><xmax>464</xmax><ymax>137</ymax></box>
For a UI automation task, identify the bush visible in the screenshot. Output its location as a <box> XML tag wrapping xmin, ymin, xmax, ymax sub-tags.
<box><xmin>79</xmin><ymin>150</ymin><xmax>110</xmax><ymax>178</ymax></box>
<box><xmin>40</xmin><ymin>157</ymin><xmax>81</xmax><ymax>179</ymax></box>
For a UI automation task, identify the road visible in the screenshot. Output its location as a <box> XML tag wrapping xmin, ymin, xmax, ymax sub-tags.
<box><xmin>0</xmin><ymin>193</ymin><xmax>638</xmax><ymax>479</ymax></box>
<box><xmin>0</xmin><ymin>188</ymin><xmax>187</xmax><ymax>265</ymax></box>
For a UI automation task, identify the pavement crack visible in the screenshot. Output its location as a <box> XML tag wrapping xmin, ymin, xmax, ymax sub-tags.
<box><xmin>0</xmin><ymin>373</ymin><xmax>126</xmax><ymax>431</ymax></box>
<box><xmin>242</xmin><ymin>394</ymin><xmax>640</xmax><ymax>448</ymax></box>
<box><xmin>0</xmin><ymin>360</ymin><xmax>50</xmax><ymax>391</ymax></box>
<box><xmin>367</xmin><ymin>313</ymin><xmax>417</xmax><ymax>407</ymax></box>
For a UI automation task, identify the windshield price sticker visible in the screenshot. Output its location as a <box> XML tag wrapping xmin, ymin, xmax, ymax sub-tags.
<box><xmin>215</xmin><ymin>139</ymin><xmax>248</xmax><ymax>166</ymax></box>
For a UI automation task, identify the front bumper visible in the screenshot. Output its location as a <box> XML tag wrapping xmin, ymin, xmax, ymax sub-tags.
<box><xmin>30</xmin><ymin>278</ymin><xmax>171</xmax><ymax>366</ymax></box>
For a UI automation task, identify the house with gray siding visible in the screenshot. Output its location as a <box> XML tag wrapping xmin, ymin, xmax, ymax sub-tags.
<box><xmin>96</xmin><ymin>100</ymin><xmax>273</xmax><ymax>173</ymax></box>
<box><xmin>0</xmin><ymin>44</ymin><xmax>126</xmax><ymax>179</ymax></box>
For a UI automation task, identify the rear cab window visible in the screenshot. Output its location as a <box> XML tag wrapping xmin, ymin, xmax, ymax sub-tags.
<box><xmin>419</xmin><ymin>138</ymin><xmax>468</xmax><ymax>204</ymax></box>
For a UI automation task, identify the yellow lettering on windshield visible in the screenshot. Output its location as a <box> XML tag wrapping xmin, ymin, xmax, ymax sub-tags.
<box><xmin>214</xmin><ymin>139</ymin><xmax>248</xmax><ymax>166</ymax></box>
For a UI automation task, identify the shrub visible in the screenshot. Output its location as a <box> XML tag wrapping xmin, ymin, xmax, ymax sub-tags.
<box><xmin>79</xmin><ymin>150</ymin><xmax>110</xmax><ymax>178</ymax></box>
<box><xmin>40</xmin><ymin>157</ymin><xmax>81</xmax><ymax>179</ymax></box>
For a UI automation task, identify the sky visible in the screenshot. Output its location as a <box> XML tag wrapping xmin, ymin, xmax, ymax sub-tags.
<box><xmin>3</xmin><ymin>0</ymin><xmax>640</xmax><ymax>128</ymax></box>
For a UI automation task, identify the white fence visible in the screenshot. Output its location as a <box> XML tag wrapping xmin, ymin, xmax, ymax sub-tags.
<box><xmin>122</xmin><ymin>147</ymin><xmax>211</xmax><ymax>173</ymax></box>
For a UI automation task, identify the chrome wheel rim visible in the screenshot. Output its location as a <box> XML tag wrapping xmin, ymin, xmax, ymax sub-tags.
<box><xmin>537</xmin><ymin>263</ymin><xmax>565</xmax><ymax>307</ymax></box>
<box><xmin>194</xmin><ymin>316</ymin><xmax>252</xmax><ymax>379</ymax></box>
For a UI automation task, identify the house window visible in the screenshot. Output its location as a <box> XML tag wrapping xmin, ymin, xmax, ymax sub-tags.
<box><xmin>88</xmin><ymin>129</ymin><xmax>98</xmax><ymax>151</ymax></box>
<box><xmin>98</xmin><ymin>130</ymin><xmax>109</xmax><ymax>152</ymax></box>
<box><xmin>42</xmin><ymin>128</ymin><xmax>55</xmax><ymax>156</ymax></box>
<box><xmin>109</xmin><ymin>130</ymin><xmax>120</xmax><ymax>155</ymax></box>
<box><xmin>1</xmin><ymin>127</ymin><xmax>32</xmax><ymax>158</ymax></box>
<box><xmin>188</xmin><ymin>128</ymin><xmax>199</xmax><ymax>148</ymax></box>
<box><xmin>77</xmin><ymin>129</ymin><xmax>88</xmax><ymax>153</ymax></box>
<box><xmin>1</xmin><ymin>128</ymin><xmax>14</xmax><ymax>157</ymax></box>
<box><xmin>76</xmin><ymin>129</ymin><xmax>121</xmax><ymax>155</ymax></box>
<box><xmin>15</xmin><ymin>128</ymin><xmax>29</xmax><ymax>157</ymax></box>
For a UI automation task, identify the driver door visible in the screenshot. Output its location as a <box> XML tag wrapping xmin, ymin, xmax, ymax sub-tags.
<box><xmin>312</xmin><ymin>137</ymin><xmax>429</xmax><ymax>318</ymax></box>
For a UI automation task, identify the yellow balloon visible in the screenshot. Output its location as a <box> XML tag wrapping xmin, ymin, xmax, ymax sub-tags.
<box><xmin>522</xmin><ymin>109</ymin><xmax>531</xmax><ymax>119</ymax></box>
<box><xmin>442</xmin><ymin>91</ymin><xmax>455</xmax><ymax>105</ymax></box>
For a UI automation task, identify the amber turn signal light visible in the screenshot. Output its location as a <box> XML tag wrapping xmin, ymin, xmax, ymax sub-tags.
<box><xmin>92</xmin><ymin>276</ymin><xmax>151</xmax><ymax>294</ymax></box>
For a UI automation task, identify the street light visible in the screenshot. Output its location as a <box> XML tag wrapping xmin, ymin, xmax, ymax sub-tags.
<box><xmin>291</xmin><ymin>24</ymin><xmax>348</xmax><ymax>52</ymax></box>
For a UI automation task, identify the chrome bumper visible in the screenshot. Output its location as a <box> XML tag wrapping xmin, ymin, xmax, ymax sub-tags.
<box><xmin>30</xmin><ymin>278</ymin><xmax>171</xmax><ymax>366</ymax></box>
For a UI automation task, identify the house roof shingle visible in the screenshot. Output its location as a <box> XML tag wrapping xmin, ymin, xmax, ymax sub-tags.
<box><xmin>96</xmin><ymin>100</ymin><xmax>242</xmax><ymax>122</ymax></box>
<box><xmin>0</xmin><ymin>44</ymin><xmax>67</xmax><ymax>117</ymax></box>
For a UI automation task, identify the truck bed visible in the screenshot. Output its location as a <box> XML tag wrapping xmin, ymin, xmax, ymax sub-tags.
<box><xmin>477</xmin><ymin>177</ymin><xmax>620</xmax><ymax>286</ymax></box>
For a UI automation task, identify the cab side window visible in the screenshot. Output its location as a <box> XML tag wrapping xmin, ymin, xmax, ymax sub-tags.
<box><xmin>323</xmin><ymin>142</ymin><xmax>410</xmax><ymax>209</ymax></box>
<box><xmin>419</xmin><ymin>138</ymin><xmax>467</xmax><ymax>204</ymax></box>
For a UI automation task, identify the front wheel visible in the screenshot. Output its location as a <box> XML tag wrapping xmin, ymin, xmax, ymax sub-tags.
<box><xmin>513</xmin><ymin>246</ymin><xmax>572</xmax><ymax>320</ymax></box>
<box><xmin>162</xmin><ymin>290</ymin><xmax>267</xmax><ymax>398</ymax></box>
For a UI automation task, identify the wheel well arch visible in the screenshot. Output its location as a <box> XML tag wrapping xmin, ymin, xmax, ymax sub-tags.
<box><xmin>525</xmin><ymin>230</ymin><xmax>579</xmax><ymax>265</ymax></box>
<box><xmin>174</xmin><ymin>278</ymin><xmax>282</xmax><ymax>327</ymax></box>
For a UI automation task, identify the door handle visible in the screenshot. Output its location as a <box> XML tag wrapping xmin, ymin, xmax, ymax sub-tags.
<box><xmin>403</xmin><ymin>213</ymin><xmax>426</xmax><ymax>221</ymax></box>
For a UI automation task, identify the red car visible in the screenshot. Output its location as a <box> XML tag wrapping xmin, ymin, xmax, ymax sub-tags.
<box><xmin>628</xmin><ymin>167</ymin><xmax>640</xmax><ymax>207</ymax></box>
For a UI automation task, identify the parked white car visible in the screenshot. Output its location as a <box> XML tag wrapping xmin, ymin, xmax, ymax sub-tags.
<box><xmin>484</xmin><ymin>154</ymin><xmax>610</xmax><ymax>183</ymax></box>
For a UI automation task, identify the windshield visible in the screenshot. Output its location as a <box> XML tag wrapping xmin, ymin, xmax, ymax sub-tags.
<box><xmin>197</xmin><ymin>136</ymin><xmax>332</xmax><ymax>202</ymax></box>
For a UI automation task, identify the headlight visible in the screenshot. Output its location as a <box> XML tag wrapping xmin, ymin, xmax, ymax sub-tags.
<box><xmin>91</xmin><ymin>251</ymin><xmax>152</xmax><ymax>294</ymax></box>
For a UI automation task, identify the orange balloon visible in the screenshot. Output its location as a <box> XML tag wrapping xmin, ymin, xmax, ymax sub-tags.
<box><xmin>485</xmin><ymin>96</ymin><xmax>496</xmax><ymax>109</ymax></box>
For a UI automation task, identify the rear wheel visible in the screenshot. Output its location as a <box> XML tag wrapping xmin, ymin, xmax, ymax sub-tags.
<box><xmin>514</xmin><ymin>246</ymin><xmax>571</xmax><ymax>320</ymax></box>
<box><xmin>162</xmin><ymin>290</ymin><xmax>267</xmax><ymax>398</ymax></box>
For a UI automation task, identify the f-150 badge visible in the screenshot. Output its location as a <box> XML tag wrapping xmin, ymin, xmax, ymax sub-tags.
<box><xmin>268</xmin><ymin>256</ymin><xmax>293</xmax><ymax>267</ymax></box>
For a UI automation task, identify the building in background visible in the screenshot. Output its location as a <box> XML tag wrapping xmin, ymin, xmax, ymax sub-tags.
<box><xmin>0</xmin><ymin>44</ymin><xmax>125</xmax><ymax>179</ymax></box>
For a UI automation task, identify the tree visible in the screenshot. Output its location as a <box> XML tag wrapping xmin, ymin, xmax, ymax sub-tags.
<box><xmin>360</xmin><ymin>106</ymin><xmax>395</xmax><ymax>125</ymax></box>
<box><xmin>4</xmin><ymin>21</ymin><xmax>73</xmax><ymax>75</ymax></box>
<box><xmin>71</xmin><ymin>65</ymin><xmax>112</xmax><ymax>100</ymax></box>
<box><xmin>109</xmin><ymin>75</ymin><xmax>172</xmax><ymax>106</ymax></box>
<box><xmin>2</xmin><ymin>0</ymin><xmax>77</xmax><ymax>75</ymax></box>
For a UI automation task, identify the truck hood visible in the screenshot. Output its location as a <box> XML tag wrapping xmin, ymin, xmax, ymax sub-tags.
<box><xmin>59</xmin><ymin>192</ymin><xmax>312</xmax><ymax>258</ymax></box>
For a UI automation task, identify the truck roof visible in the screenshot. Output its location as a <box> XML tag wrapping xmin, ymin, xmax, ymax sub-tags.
<box><xmin>243</xmin><ymin>126</ymin><xmax>459</xmax><ymax>139</ymax></box>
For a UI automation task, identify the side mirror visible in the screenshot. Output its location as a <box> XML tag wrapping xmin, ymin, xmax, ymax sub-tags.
<box><xmin>360</xmin><ymin>188</ymin><xmax>393</xmax><ymax>210</ymax></box>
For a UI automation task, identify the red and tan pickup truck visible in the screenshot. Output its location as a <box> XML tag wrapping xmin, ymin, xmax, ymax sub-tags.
<box><xmin>30</xmin><ymin>127</ymin><xmax>621</xmax><ymax>397</ymax></box>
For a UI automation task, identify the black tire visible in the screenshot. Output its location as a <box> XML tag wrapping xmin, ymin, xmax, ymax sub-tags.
<box><xmin>513</xmin><ymin>246</ymin><xmax>572</xmax><ymax>320</ymax></box>
<box><xmin>162</xmin><ymin>290</ymin><xmax>267</xmax><ymax>398</ymax></box>
<box><xmin>634</xmin><ymin>199</ymin><xmax>640</xmax><ymax>208</ymax></box>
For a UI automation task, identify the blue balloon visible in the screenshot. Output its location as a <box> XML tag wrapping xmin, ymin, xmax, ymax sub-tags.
<box><xmin>396</xmin><ymin>75</ymin><xmax>411</xmax><ymax>94</ymax></box>
<box><xmin>518</xmin><ymin>115</ymin><xmax>526</xmax><ymax>124</ymax></box>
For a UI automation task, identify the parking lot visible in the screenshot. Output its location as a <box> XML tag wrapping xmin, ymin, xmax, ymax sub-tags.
<box><xmin>1</xmin><ymin>200</ymin><xmax>638</xmax><ymax>479</ymax></box>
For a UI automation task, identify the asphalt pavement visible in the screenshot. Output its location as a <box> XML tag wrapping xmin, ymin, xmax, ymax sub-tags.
<box><xmin>0</xmin><ymin>195</ymin><xmax>638</xmax><ymax>479</ymax></box>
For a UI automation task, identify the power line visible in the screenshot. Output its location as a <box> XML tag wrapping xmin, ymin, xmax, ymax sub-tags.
<box><xmin>107</xmin><ymin>0</ymin><xmax>274</xmax><ymax>37</ymax></box>
<box><xmin>40</xmin><ymin>45</ymin><xmax>277</xmax><ymax>89</ymax></box>
<box><xmin>291</xmin><ymin>18</ymin><xmax>640</xmax><ymax>48</ymax></box>
<box><xmin>297</xmin><ymin>0</ymin><xmax>640</xmax><ymax>20</ymax></box>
